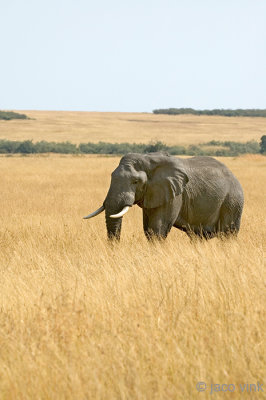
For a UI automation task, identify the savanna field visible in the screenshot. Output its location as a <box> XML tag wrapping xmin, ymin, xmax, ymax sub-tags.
<box><xmin>0</xmin><ymin>112</ymin><xmax>265</xmax><ymax>399</ymax></box>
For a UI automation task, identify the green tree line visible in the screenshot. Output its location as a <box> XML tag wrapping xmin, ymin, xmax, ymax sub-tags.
<box><xmin>0</xmin><ymin>137</ymin><xmax>265</xmax><ymax>156</ymax></box>
<box><xmin>153</xmin><ymin>108</ymin><xmax>266</xmax><ymax>117</ymax></box>
<box><xmin>0</xmin><ymin>111</ymin><xmax>29</xmax><ymax>120</ymax></box>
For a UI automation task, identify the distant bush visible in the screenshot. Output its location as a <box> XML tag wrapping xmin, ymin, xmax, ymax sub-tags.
<box><xmin>186</xmin><ymin>145</ymin><xmax>206</xmax><ymax>156</ymax></box>
<box><xmin>166</xmin><ymin>145</ymin><xmax>186</xmax><ymax>155</ymax></box>
<box><xmin>153</xmin><ymin>108</ymin><xmax>266</xmax><ymax>117</ymax></box>
<box><xmin>0</xmin><ymin>139</ymin><xmax>263</xmax><ymax>156</ymax></box>
<box><xmin>79</xmin><ymin>142</ymin><xmax>148</xmax><ymax>154</ymax></box>
<box><xmin>0</xmin><ymin>140</ymin><xmax>78</xmax><ymax>154</ymax></box>
<box><xmin>205</xmin><ymin>140</ymin><xmax>260</xmax><ymax>156</ymax></box>
<box><xmin>0</xmin><ymin>111</ymin><xmax>28</xmax><ymax>120</ymax></box>
<box><xmin>16</xmin><ymin>140</ymin><xmax>36</xmax><ymax>153</ymax></box>
<box><xmin>260</xmin><ymin>135</ymin><xmax>266</xmax><ymax>154</ymax></box>
<box><xmin>143</xmin><ymin>141</ymin><xmax>168</xmax><ymax>153</ymax></box>
<box><xmin>0</xmin><ymin>140</ymin><xmax>20</xmax><ymax>153</ymax></box>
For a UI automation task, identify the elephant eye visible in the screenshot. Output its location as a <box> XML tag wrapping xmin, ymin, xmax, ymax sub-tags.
<box><xmin>132</xmin><ymin>179</ymin><xmax>138</xmax><ymax>184</ymax></box>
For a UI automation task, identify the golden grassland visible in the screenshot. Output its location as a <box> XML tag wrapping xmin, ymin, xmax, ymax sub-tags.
<box><xmin>0</xmin><ymin>110</ymin><xmax>265</xmax><ymax>145</ymax></box>
<box><xmin>0</xmin><ymin>154</ymin><xmax>265</xmax><ymax>399</ymax></box>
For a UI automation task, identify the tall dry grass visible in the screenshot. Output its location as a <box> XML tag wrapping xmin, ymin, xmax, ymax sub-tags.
<box><xmin>0</xmin><ymin>154</ymin><xmax>265</xmax><ymax>399</ymax></box>
<box><xmin>0</xmin><ymin>110</ymin><xmax>265</xmax><ymax>145</ymax></box>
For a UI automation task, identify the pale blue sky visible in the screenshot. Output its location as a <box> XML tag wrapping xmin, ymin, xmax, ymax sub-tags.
<box><xmin>1</xmin><ymin>0</ymin><xmax>265</xmax><ymax>112</ymax></box>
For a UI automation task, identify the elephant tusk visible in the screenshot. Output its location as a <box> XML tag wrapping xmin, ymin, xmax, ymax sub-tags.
<box><xmin>83</xmin><ymin>205</ymin><xmax>105</xmax><ymax>219</ymax></box>
<box><xmin>110</xmin><ymin>206</ymin><xmax>130</xmax><ymax>218</ymax></box>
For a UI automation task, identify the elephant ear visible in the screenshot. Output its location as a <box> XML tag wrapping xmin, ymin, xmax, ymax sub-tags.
<box><xmin>144</xmin><ymin>157</ymin><xmax>189</xmax><ymax>209</ymax></box>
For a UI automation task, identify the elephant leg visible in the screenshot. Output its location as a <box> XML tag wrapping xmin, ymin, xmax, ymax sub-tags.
<box><xmin>218</xmin><ymin>201</ymin><xmax>242</xmax><ymax>237</ymax></box>
<box><xmin>192</xmin><ymin>230</ymin><xmax>217</xmax><ymax>240</ymax></box>
<box><xmin>142</xmin><ymin>211</ymin><xmax>150</xmax><ymax>239</ymax></box>
<box><xmin>142</xmin><ymin>204</ymin><xmax>178</xmax><ymax>240</ymax></box>
<box><xmin>182</xmin><ymin>225</ymin><xmax>217</xmax><ymax>240</ymax></box>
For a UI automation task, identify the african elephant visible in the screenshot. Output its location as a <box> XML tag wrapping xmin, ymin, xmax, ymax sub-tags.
<box><xmin>84</xmin><ymin>152</ymin><xmax>244</xmax><ymax>240</ymax></box>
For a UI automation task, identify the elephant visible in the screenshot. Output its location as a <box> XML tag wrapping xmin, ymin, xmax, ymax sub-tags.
<box><xmin>84</xmin><ymin>152</ymin><xmax>244</xmax><ymax>240</ymax></box>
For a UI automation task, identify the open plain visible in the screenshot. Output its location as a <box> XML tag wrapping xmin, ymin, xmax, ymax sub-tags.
<box><xmin>0</xmin><ymin>112</ymin><xmax>265</xmax><ymax>399</ymax></box>
<box><xmin>0</xmin><ymin>110</ymin><xmax>265</xmax><ymax>145</ymax></box>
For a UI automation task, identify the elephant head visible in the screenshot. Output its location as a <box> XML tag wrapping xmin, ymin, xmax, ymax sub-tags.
<box><xmin>84</xmin><ymin>152</ymin><xmax>188</xmax><ymax>240</ymax></box>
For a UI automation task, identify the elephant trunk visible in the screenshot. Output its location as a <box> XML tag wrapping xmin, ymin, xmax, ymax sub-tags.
<box><xmin>104</xmin><ymin>185</ymin><xmax>135</xmax><ymax>240</ymax></box>
<box><xmin>105</xmin><ymin>211</ymin><xmax>122</xmax><ymax>240</ymax></box>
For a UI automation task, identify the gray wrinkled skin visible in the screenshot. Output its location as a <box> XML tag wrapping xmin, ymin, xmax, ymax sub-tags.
<box><xmin>102</xmin><ymin>152</ymin><xmax>244</xmax><ymax>240</ymax></box>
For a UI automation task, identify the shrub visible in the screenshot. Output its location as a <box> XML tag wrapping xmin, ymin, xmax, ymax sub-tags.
<box><xmin>143</xmin><ymin>141</ymin><xmax>168</xmax><ymax>153</ymax></box>
<box><xmin>0</xmin><ymin>140</ymin><xmax>21</xmax><ymax>153</ymax></box>
<box><xmin>152</xmin><ymin>108</ymin><xmax>266</xmax><ymax>117</ymax></box>
<box><xmin>260</xmin><ymin>135</ymin><xmax>266</xmax><ymax>154</ymax></box>
<box><xmin>15</xmin><ymin>140</ymin><xmax>36</xmax><ymax>153</ymax></box>
<box><xmin>167</xmin><ymin>145</ymin><xmax>186</xmax><ymax>155</ymax></box>
<box><xmin>0</xmin><ymin>139</ymin><xmax>262</xmax><ymax>156</ymax></box>
<box><xmin>0</xmin><ymin>111</ymin><xmax>28</xmax><ymax>120</ymax></box>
